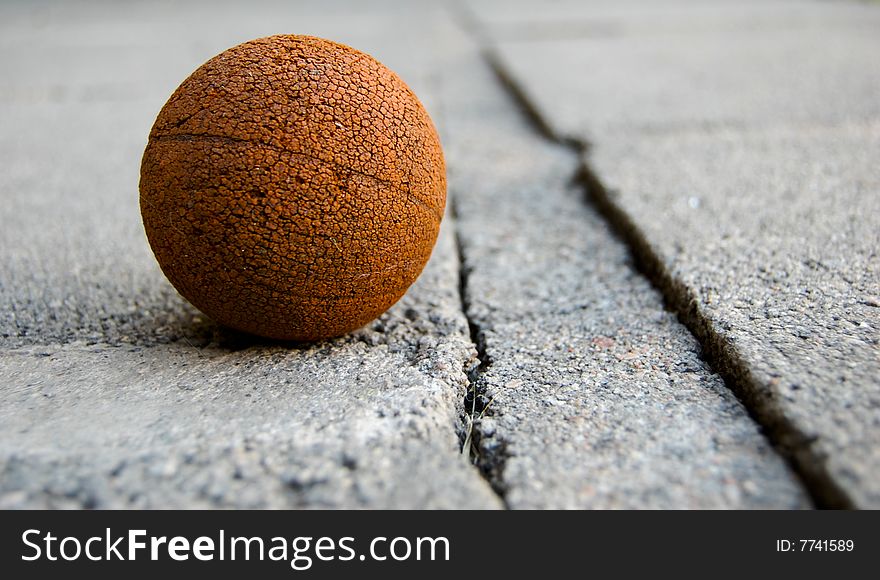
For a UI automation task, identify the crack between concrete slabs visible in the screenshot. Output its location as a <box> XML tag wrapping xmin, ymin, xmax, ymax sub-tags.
<box><xmin>479</xmin><ymin>47</ymin><xmax>853</xmax><ymax>510</ymax></box>
<box><xmin>451</xmin><ymin>198</ymin><xmax>511</xmax><ymax>508</ymax></box>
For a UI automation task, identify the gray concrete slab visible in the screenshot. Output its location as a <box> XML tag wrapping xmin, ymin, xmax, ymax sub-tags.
<box><xmin>0</xmin><ymin>220</ymin><xmax>502</xmax><ymax>508</ymax></box>
<box><xmin>587</xmin><ymin>123</ymin><xmax>880</xmax><ymax>508</ymax></box>
<box><xmin>0</xmin><ymin>0</ymin><xmax>500</xmax><ymax>508</ymax></box>
<box><xmin>471</xmin><ymin>0</ymin><xmax>880</xmax><ymax>142</ymax></box>
<box><xmin>0</xmin><ymin>220</ymin><xmax>502</xmax><ymax>509</ymax></box>
<box><xmin>438</xmin><ymin>23</ymin><xmax>808</xmax><ymax>508</ymax></box>
<box><xmin>478</xmin><ymin>0</ymin><xmax>880</xmax><ymax>506</ymax></box>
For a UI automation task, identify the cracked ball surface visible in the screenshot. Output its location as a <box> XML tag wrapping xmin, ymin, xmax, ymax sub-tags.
<box><xmin>140</xmin><ymin>35</ymin><xmax>446</xmax><ymax>341</ymax></box>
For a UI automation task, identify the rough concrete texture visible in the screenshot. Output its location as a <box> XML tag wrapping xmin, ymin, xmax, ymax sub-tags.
<box><xmin>0</xmin><ymin>224</ymin><xmax>502</xmax><ymax>509</ymax></box>
<box><xmin>439</xmin><ymin>25</ymin><xmax>807</xmax><ymax>508</ymax></box>
<box><xmin>587</xmin><ymin>125</ymin><xmax>880</xmax><ymax>508</ymax></box>
<box><xmin>476</xmin><ymin>0</ymin><xmax>880</xmax><ymax>506</ymax></box>
<box><xmin>0</xmin><ymin>0</ymin><xmax>500</xmax><ymax>508</ymax></box>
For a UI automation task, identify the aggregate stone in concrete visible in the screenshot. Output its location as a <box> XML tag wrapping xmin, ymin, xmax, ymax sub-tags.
<box><xmin>478</xmin><ymin>0</ymin><xmax>880</xmax><ymax>506</ymax></box>
<box><xmin>0</xmin><ymin>0</ymin><xmax>500</xmax><ymax>509</ymax></box>
<box><xmin>438</xmin><ymin>24</ymin><xmax>808</xmax><ymax>509</ymax></box>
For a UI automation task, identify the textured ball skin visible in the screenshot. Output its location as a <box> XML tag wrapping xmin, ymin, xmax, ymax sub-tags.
<box><xmin>140</xmin><ymin>35</ymin><xmax>446</xmax><ymax>341</ymax></box>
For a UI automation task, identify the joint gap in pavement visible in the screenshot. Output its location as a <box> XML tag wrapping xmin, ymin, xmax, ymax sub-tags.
<box><xmin>478</xmin><ymin>43</ymin><xmax>852</xmax><ymax>510</ymax></box>
<box><xmin>573</xmin><ymin>162</ymin><xmax>852</xmax><ymax>509</ymax></box>
<box><xmin>450</xmin><ymin>195</ymin><xmax>511</xmax><ymax>508</ymax></box>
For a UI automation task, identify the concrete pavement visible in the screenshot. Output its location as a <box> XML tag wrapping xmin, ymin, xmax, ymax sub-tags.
<box><xmin>1</xmin><ymin>0</ymin><xmax>877</xmax><ymax>508</ymax></box>
<box><xmin>441</xmin><ymin>22</ymin><xmax>807</xmax><ymax>508</ymax></box>
<box><xmin>471</xmin><ymin>0</ymin><xmax>880</xmax><ymax>507</ymax></box>
<box><xmin>0</xmin><ymin>0</ymin><xmax>500</xmax><ymax>509</ymax></box>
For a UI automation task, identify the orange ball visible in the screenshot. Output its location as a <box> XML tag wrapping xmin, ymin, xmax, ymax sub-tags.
<box><xmin>140</xmin><ymin>35</ymin><xmax>446</xmax><ymax>341</ymax></box>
